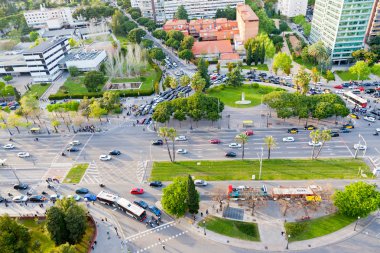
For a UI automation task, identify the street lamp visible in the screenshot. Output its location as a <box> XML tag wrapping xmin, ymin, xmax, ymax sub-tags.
<box><xmin>227</xmin><ymin>114</ymin><xmax>230</xmax><ymax>129</ymax></box>
<box><xmin>286</xmin><ymin>234</ymin><xmax>291</xmax><ymax>249</ymax></box>
<box><xmin>354</xmin><ymin>216</ymin><xmax>360</xmax><ymax>231</ymax></box>
<box><xmin>257</xmin><ymin>147</ymin><xmax>264</xmax><ymax>180</ymax></box>
<box><xmin>203</xmin><ymin>220</ymin><xmax>206</xmax><ymax>235</ymax></box>
<box><xmin>266</xmin><ymin>113</ymin><xmax>269</xmax><ymax>128</ymax></box>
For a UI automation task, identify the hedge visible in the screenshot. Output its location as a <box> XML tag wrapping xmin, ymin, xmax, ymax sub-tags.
<box><xmin>48</xmin><ymin>88</ymin><xmax>154</xmax><ymax>100</ymax></box>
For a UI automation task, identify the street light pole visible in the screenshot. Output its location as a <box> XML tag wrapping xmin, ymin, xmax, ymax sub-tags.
<box><xmin>286</xmin><ymin>234</ymin><xmax>290</xmax><ymax>249</ymax></box>
<box><xmin>354</xmin><ymin>216</ymin><xmax>360</xmax><ymax>231</ymax></box>
<box><xmin>203</xmin><ymin>220</ymin><xmax>206</xmax><ymax>235</ymax></box>
<box><xmin>258</xmin><ymin>147</ymin><xmax>264</xmax><ymax>180</ymax></box>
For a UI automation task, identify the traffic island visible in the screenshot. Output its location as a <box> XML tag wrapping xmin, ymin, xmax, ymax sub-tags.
<box><xmin>63</xmin><ymin>163</ymin><xmax>89</xmax><ymax>184</ymax></box>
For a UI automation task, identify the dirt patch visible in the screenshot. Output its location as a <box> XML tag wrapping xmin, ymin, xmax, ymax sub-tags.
<box><xmin>289</xmin><ymin>35</ymin><xmax>302</xmax><ymax>55</ymax></box>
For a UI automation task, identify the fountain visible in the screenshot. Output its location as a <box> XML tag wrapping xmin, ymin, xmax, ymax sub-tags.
<box><xmin>235</xmin><ymin>92</ymin><xmax>251</xmax><ymax>104</ymax></box>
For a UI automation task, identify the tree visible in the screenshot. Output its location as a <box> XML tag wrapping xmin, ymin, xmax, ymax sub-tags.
<box><xmin>187</xmin><ymin>175</ymin><xmax>200</xmax><ymax>214</ymax></box>
<box><xmin>333</xmin><ymin>182</ymin><xmax>380</xmax><ymax>218</ymax></box>
<box><xmin>272</xmin><ymin>52</ymin><xmax>292</xmax><ymax>75</ymax></box>
<box><xmin>309</xmin><ymin>130</ymin><xmax>321</xmax><ymax>159</ymax></box>
<box><xmin>180</xmin><ymin>35</ymin><xmax>194</xmax><ymax>51</ymax></box>
<box><xmin>51</xmin><ymin>119</ymin><xmax>61</xmax><ymax>133</ymax></box>
<box><xmin>173</xmin><ymin>110</ymin><xmax>186</xmax><ymax>127</ymax></box>
<box><xmin>294</xmin><ymin>67</ymin><xmax>311</xmax><ymax>94</ymax></box>
<box><xmin>127</xmin><ymin>28</ymin><xmax>146</xmax><ymax>44</ymax></box>
<box><xmin>7</xmin><ymin>113</ymin><xmax>25</xmax><ymax>134</ymax></box>
<box><xmin>141</xmin><ymin>39</ymin><xmax>153</xmax><ymax>48</ymax></box>
<box><xmin>68</xmin><ymin>38</ymin><xmax>77</xmax><ymax>48</ymax></box>
<box><xmin>180</xmin><ymin>75</ymin><xmax>190</xmax><ymax>87</ymax></box>
<box><xmin>216</xmin><ymin>62</ymin><xmax>220</xmax><ymax>74</ymax></box>
<box><xmin>153</xmin><ymin>103</ymin><xmax>172</xmax><ymax>123</ymax></box>
<box><xmin>197</xmin><ymin>58</ymin><xmax>210</xmax><ymax>88</ymax></box>
<box><xmin>152</xmin><ymin>29</ymin><xmax>167</xmax><ymax>40</ymax></box>
<box><xmin>0</xmin><ymin>214</ymin><xmax>31</xmax><ymax>253</ymax></box>
<box><xmin>235</xmin><ymin>133</ymin><xmax>248</xmax><ymax>159</ymax></box>
<box><xmin>2</xmin><ymin>75</ymin><xmax>13</xmax><ymax>83</ymax></box>
<box><xmin>64</xmin><ymin>203</ymin><xmax>87</xmax><ymax>244</ymax></box>
<box><xmin>191</xmin><ymin>72</ymin><xmax>206</xmax><ymax>92</ymax></box>
<box><xmin>246</xmin><ymin>43</ymin><xmax>253</xmax><ymax>66</ymax></box>
<box><xmin>311</xmin><ymin>67</ymin><xmax>321</xmax><ymax>87</ymax></box>
<box><xmin>178</xmin><ymin>49</ymin><xmax>194</xmax><ymax>62</ymax></box>
<box><xmin>174</xmin><ymin>5</ymin><xmax>188</xmax><ymax>20</ymax></box>
<box><xmin>162</xmin><ymin>177</ymin><xmax>188</xmax><ymax>217</ymax></box>
<box><xmin>83</xmin><ymin>71</ymin><xmax>105</xmax><ymax>92</ymax></box>
<box><xmin>50</xmin><ymin>243</ymin><xmax>77</xmax><ymax>253</ymax></box>
<box><xmin>46</xmin><ymin>206</ymin><xmax>68</xmax><ymax>245</ymax></box>
<box><xmin>308</xmin><ymin>41</ymin><xmax>328</xmax><ymax>71</ymax></box>
<box><xmin>215</xmin><ymin>6</ymin><xmax>236</xmax><ymax>20</ymax></box>
<box><xmin>314</xmin><ymin>129</ymin><xmax>332</xmax><ymax>159</ymax></box>
<box><xmin>264</xmin><ymin>135</ymin><xmax>277</xmax><ymax>159</ymax></box>
<box><xmin>158</xmin><ymin>127</ymin><xmax>173</xmax><ymax>162</ymax></box>
<box><xmin>167</xmin><ymin>30</ymin><xmax>185</xmax><ymax>42</ymax></box>
<box><xmin>20</xmin><ymin>94</ymin><xmax>41</xmax><ymax>122</ymax></box>
<box><xmin>163</xmin><ymin>76</ymin><xmax>174</xmax><ymax>89</ymax></box>
<box><xmin>148</xmin><ymin>48</ymin><xmax>165</xmax><ymax>61</ymax></box>
<box><xmin>29</xmin><ymin>31</ymin><xmax>39</xmax><ymax>41</ymax></box>
<box><xmin>68</xmin><ymin>66</ymin><xmax>79</xmax><ymax>77</ymax></box>
<box><xmin>89</xmin><ymin>101</ymin><xmax>107</xmax><ymax>121</ymax></box>
<box><xmin>169</xmin><ymin>77</ymin><xmax>178</xmax><ymax>89</ymax></box>
<box><xmin>279</xmin><ymin>21</ymin><xmax>289</xmax><ymax>32</ymax></box>
<box><xmin>325</xmin><ymin>70</ymin><xmax>335</xmax><ymax>83</ymax></box>
<box><xmin>226</xmin><ymin>67</ymin><xmax>244</xmax><ymax>87</ymax></box>
<box><xmin>349</xmin><ymin>61</ymin><xmax>371</xmax><ymax>80</ymax></box>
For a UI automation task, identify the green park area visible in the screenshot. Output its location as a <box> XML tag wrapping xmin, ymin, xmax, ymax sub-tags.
<box><xmin>207</xmin><ymin>84</ymin><xmax>283</xmax><ymax>108</ymax></box>
<box><xmin>372</xmin><ymin>64</ymin><xmax>380</xmax><ymax>77</ymax></box>
<box><xmin>55</xmin><ymin>76</ymin><xmax>102</xmax><ymax>96</ymax></box>
<box><xmin>285</xmin><ymin>213</ymin><xmax>356</xmax><ymax>242</ymax></box>
<box><xmin>63</xmin><ymin>163</ymin><xmax>89</xmax><ymax>184</ymax></box>
<box><xmin>19</xmin><ymin>218</ymin><xmax>94</xmax><ymax>252</ymax></box>
<box><xmin>199</xmin><ymin>216</ymin><xmax>260</xmax><ymax>241</ymax></box>
<box><xmin>23</xmin><ymin>83</ymin><xmax>51</xmax><ymax>98</ymax></box>
<box><xmin>111</xmin><ymin>65</ymin><xmax>158</xmax><ymax>91</ymax></box>
<box><xmin>151</xmin><ymin>159</ymin><xmax>369</xmax><ymax>181</ymax></box>
<box><xmin>335</xmin><ymin>70</ymin><xmax>370</xmax><ymax>81</ymax></box>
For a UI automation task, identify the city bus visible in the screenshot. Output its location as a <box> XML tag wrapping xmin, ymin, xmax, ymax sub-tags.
<box><xmin>97</xmin><ymin>191</ymin><xmax>119</xmax><ymax>207</ymax></box>
<box><xmin>343</xmin><ymin>91</ymin><xmax>367</xmax><ymax>108</ymax></box>
<box><xmin>116</xmin><ymin>198</ymin><xmax>147</xmax><ymax>222</ymax></box>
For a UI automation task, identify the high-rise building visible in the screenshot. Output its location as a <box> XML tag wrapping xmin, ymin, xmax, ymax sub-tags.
<box><xmin>310</xmin><ymin>0</ymin><xmax>374</xmax><ymax>65</ymax></box>
<box><xmin>366</xmin><ymin>0</ymin><xmax>380</xmax><ymax>41</ymax></box>
<box><xmin>131</xmin><ymin>0</ymin><xmax>244</xmax><ymax>23</ymax></box>
<box><xmin>276</xmin><ymin>0</ymin><xmax>308</xmax><ymax>17</ymax></box>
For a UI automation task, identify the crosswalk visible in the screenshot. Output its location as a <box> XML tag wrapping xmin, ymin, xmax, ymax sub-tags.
<box><xmin>81</xmin><ymin>162</ymin><xmax>101</xmax><ymax>184</ymax></box>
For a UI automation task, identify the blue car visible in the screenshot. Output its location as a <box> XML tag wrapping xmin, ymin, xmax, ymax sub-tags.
<box><xmin>148</xmin><ymin>205</ymin><xmax>161</xmax><ymax>216</ymax></box>
<box><xmin>75</xmin><ymin>188</ymin><xmax>89</xmax><ymax>194</ymax></box>
<box><xmin>84</xmin><ymin>194</ymin><xmax>97</xmax><ymax>201</ymax></box>
<box><xmin>134</xmin><ymin>200</ymin><xmax>148</xmax><ymax>209</ymax></box>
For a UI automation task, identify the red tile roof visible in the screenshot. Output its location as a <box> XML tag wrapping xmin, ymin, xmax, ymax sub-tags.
<box><xmin>220</xmin><ymin>53</ymin><xmax>240</xmax><ymax>60</ymax></box>
<box><xmin>192</xmin><ymin>40</ymin><xmax>234</xmax><ymax>55</ymax></box>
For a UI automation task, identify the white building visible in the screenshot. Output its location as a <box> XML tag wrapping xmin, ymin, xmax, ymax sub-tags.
<box><xmin>310</xmin><ymin>0</ymin><xmax>374</xmax><ymax>65</ymax></box>
<box><xmin>276</xmin><ymin>0</ymin><xmax>308</xmax><ymax>17</ymax></box>
<box><xmin>23</xmin><ymin>4</ymin><xmax>86</xmax><ymax>29</ymax></box>
<box><xmin>131</xmin><ymin>0</ymin><xmax>244</xmax><ymax>23</ymax></box>
<box><xmin>23</xmin><ymin>38</ymin><xmax>70</xmax><ymax>83</ymax></box>
<box><xmin>58</xmin><ymin>50</ymin><xmax>107</xmax><ymax>72</ymax></box>
<box><xmin>0</xmin><ymin>52</ymin><xmax>29</xmax><ymax>76</ymax></box>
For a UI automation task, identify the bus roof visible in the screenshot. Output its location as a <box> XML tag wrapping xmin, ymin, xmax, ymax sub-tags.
<box><xmin>116</xmin><ymin>198</ymin><xmax>145</xmax><ymax>216</ymax></box>
<box><xmin>344</xmin><ymin>91</ymin><xmax>367</xmax><ymax>103</ymax></box>
<box><xmin>97</xmin><ymin>191</ymin><xmax>119</xmax><ymax>202</ymax></box>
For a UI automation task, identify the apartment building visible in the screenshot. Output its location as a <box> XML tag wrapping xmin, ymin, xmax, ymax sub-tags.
<box><xmin>366</xmin><ymin>0</ymin><xmax>380</xmax><ymax>41</ymax></box>
<box><xmin>131</xmin><ymin>0</ymin><xmax>244</xmax><ymax>23</ymax></box>
<box><xmin>235</xmin><ymin>3</ymin><xmax>259</xmax><ymax>44</ymax></box>
<box><xmin>276</xmin><ymin>0</ymin><xmax>308</xmax><ymax>17</ymax></box>
<box><xmin>23</xmin><ymin>38</ymin><xmax>70</xmax><ymax>83</ymax></box>
<box><xmin>310</xmin><ymin>0</ymin><xmax>374</xmax><ymax>65</ymax></box>
<box><xmin>23</xmin><ymin>4</ymin><xmax>85</xmax><ymax>29</ymax></box>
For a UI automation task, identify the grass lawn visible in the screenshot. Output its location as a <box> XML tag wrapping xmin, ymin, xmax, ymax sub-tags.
<box><xmin>111</xmin><ymin>65</ymin><xmax>157</xmax><ymax>90</ymax></box>
<box><xmin>151</xmin><ymin>159</ymin><xmax>369</xmax><ymax>181</ymax></box>
<box><xmin>206</xmin><ymin>84</ymin><xmax>283</xmax><ymax>108</ymax></box>
<box><xmin>335</xmin><ymin>70</ymin><xmax>370</xmax><ymax>81</ymax></box>
<box><xmin>63</xmin><ymin>163</ymin><xmax>89</xmax><ymax>183</ymax></box>
<box><xmin>23</xmin><ymin>83</ymin><xmax>51</xmax><ymax>98</ymax></box>
<box><xmin>20</xmin><ymin>218</ymin><xmax>95</xmax><ymax>253</ymax></box>
<box><xmin>372</xmin><ymin>64</ymin><xmax>380</xmax><ymax>77</ymax></box>
<box><xmin>294</xmin><ymin>57</ymin><xmax>318</xmax><ymax>70</ymax></box>
<box><xmin>199</xmin><ymin>216</ymin><xmax>260</xmax><ymax>241</ymax></box>
<box><xmin>55</xmin><ymin>76</ymin><xmax>104</xmax><ymax>96</ymax></box>
<box><xmin>285</xmin><ymin>213</ymin><xmax>356</xmax><ymax>242</ymax></box>
<box><xmin>222</xmin><ymin>64</ymin><xmax>269</xmax><ymax>71</ymax></box>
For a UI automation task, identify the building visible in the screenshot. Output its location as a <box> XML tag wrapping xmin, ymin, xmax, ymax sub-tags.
<box><xmin>162</xmin><ymin>19</ymin><xmax>189</xmax><ymax>35</ymax></box>
<box><xmin>235</xmin><ymin>3</ymin><xmax>259</xmax><ymax>49</ymax></box>
<box><xmin>0</xmin><ymin>52</ymin><xmax>29</xmax><ymax>76</ymax></box>
<box><xmin>23</xmin><ymin>38</ymin><xmax>70</xmax><ymax>82</ymax></box>
<box><xmin>276</xmin><ymin>0</ymin><xmax>308</xmax><ymax>17</ymax></box>
<box><xmin>310</xmin><ymin>0</ymin><xmax>374</xmax><ymax>65</ymax></box>
<box><xmin>58</xmin><ymin>50</ymin><xmax>107</xmax><ymax>72</ymax></box>
<box><xmin>191</xmin><ymin>40</ymin><xmax>239</xmax><ymax>60</ymax></box>
<box><xmin>131</xmin><ymin>0</ymin><xmax>244</xmax><ymax>23</ymax></box>
<box><xmin>366</xmin><ymin>0</ymin><xmax>380</xmax><ymax>41</ymax></box>
<box><xmin>23</xmin><ymin>4</ymin><xmax>86</xmax><ymax>29</ymax></box>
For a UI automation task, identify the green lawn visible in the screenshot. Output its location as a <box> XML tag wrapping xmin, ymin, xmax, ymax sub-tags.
<box><xmin>372</xmin><ymin>64</ymin><xmax>380</xmax><ymax>77</ymax></box>
<box><xmin>285</xmin><ymin>213</ymin><xmax>356</xmax><ymax>242</ymax></box>
<box><xmin>111</xmin><ymin>65</ymin><xmax>157</xmax><ymax>90</ymax></box>
<box><xmin>335</xmin><ymin>70</ymin><xmax>370</xmax><ymax>81</ymax></box>
<box><xmin>56</xmin><ymin>76</ymin><xmax>104</xmax><ymax>95</ymax></box>
<box><xmin>294</xmin><ymin>57</ymin><xmax>318</xmax><ymax>70</ymax></box>
<box><xmin>206</xmin><ymin>84</ymin><xmax>283</xmax><ymax>108</ymax></box>
<box><xmin>222</xmin><ymin>64</ymin><xmax>269</xmax><ymax>71</ymax></box>
<box><xmin>23</xmin><ymin>83</ymin><xmax>51</xmax><ymax>98</ymax></box>
<box><xmin>151</xmin><ymin>159</ymin><xmax>369</xmax><ymax>181</ymax></box>
<box><xmin>199</xmin><ymin>216</ymin><xmax>260</xmax><ymax>241</ymax></box>
<box><xmin>63</xmin><ymin>163</ymin><xmax>89</xmax><ymax>183</ymax></box>
<box><xmin>20</xmin><ymin>218</ymin><xmax>95</xmax><ymax>253</ymax></box>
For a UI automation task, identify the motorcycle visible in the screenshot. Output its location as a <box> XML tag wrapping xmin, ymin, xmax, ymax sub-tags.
<box><xmin>100</xmin><ymin>183</ymin><xmax>105</xmax><ymax>188</ymax></box>
<box><xmin>61</xmin><ymin>152</ymin><xmax>66</xmax><ymax>156</ymax></box>
<box><xmin>374</xmin><ymin>132</ymin><xmax>379</xmax><ymax>136</ymax></box>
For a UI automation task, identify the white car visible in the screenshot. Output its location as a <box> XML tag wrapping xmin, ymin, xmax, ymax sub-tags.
<box><xmin>99</xmin><ymin>155</ymin><xmax>112</xmax><ymax>161</ymax></box>
<box><xmin>67</xmin><ymin>195</ymin><xmax>81</xmax><ymax>201</ymax></box>
<box><xmin>363</xmin><ymin>116</ymin><xmax>375</xmax><ymax>122</ymax></box>
<box><xmin>236</xmin><ymin>185</ymin><xmax>248</xmax><ymax>190</ymax></box>
<box><xmin>17</xmin><ymin>152</ymin><xmax>30</xmax><ymax>158</ymax></box>
<box><xmin>335</xmin><ymin>90</ymin><xmax>345</xmax><ymax>94</ymax></box>
<box><xmin>70</xmin><ymin>140</ymin><xmax>81</xmax><ymax>146</ymax></box>
<box><xmin>175</xmin><ymin>136</ymin><xmax>187</xmax><ymax>141</ymax></box>
<box><xmin>282</xmin><ymin>137</ymin><xmax>295</xmax><ymax>142</ymax></box>
<box><xmin>13</xmin><ymin>195</ymin><xmax>28</xmax><ymax>202</ymax></box>
<box><xmin>176</xmin><ymin>149</ymin><xmax>188</xmax><ymax>154</ymax></box>
<box><xmin>376</xmin><ymin>128</ymin><xmax>380</xmax><ymax>132</ymax></box>
<box><xmin>3</xmin><ymin>143</ymin><xmax>15</xmax><ymax>149</ymax></box>
<box><xmin>308</xmin><ymin>141</ymin><xmax>322</xmax><ymax>147</ymax></box>
<box><xmin>229</xmin><ymin>143</ymin><xmax>242</xmax><ymax>148</ymax></box>
<box><xmin>354</xmin><ymin>144</ymin><xmax>367</xmax><ymax>150</ymax></box>
<box><xmin>194</xmin><ymin>180</ymin><xmax>208</xmax><ymax>186</ymax></box>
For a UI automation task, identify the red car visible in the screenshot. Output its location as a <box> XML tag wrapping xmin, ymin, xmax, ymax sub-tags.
<box><xmin>209</xmin><ymin>139</ymin><xmax>221</xmax><ymax>144</ymax></box>
<box><xmin>245</xmin><ymin>130</ymin><xmax>254</xmax><ymax>136</ymax></box>
<box><xmin>130</xmin><ymin>188</ymin><xmax>144</xmax><ymax>195</ymax></box>
<box><xmin>334</xmin><ymin>85</ymin><xmax>343</xmax><ymax>89</ymax></box>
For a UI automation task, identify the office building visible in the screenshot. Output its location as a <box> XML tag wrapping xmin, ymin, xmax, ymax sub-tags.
<box><xmin>131</xmin><ymin>0</ymin><xmax>244</xmax><ymax>23</ymax></box>
<box><xmin>310</xmin><ymin>0</ymin><xmax>374</xmax><ymax>64</ymax></box>
<box><xmin>366</xmin><ymin>0</ymin><xmax>380</xmax><ymax>41</ymax></box>
<box><xmin>276</xmin><ymin>0</ymin><xmax>308</xmax><ymax>17</ymax></box>
<box><xmin>58</xmin><ymin>50</ymin><xmax>107</xmax><ymax>72</ymax></box>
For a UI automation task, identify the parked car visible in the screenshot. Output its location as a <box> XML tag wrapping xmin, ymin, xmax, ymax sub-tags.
<box><xmin>349</xmin><ymin>113</ymin><xmax>359</xmax><ymax>119</ymax></box>
<box><xmin>287</xmin><ymin>128</ymin><xmax>299</xmax><ymax>134</ymax></box>
<box><xmin>225</xmin><ymin>151</ymin><xmax>237</xmax><ymax>157</ymax></box>
<box><xmin>134</xmin><ymin>200</ymin><xmax>148</xmax><ymax>209</ymax></box>
<box><xmin>13</xmin><ymin>183</ymin><xmax>28</xmax><ymax>190</ymax></box>
<box><xmin>149</xmin><ymin>181</ymin><xmax>162</xmax><ymax>187</ymax></box>
<box><xmin>175</xmin><ymin>136</ymin><xmax>187</xmax><ymax>141</ymax></box>
<box><xmin>28</xmin><ymin>195</ymin><xmax>46</xmax><ymax>202</ymax></box>
<box><xmin>17</xmin><ymin>152</ymin><xmax>30</xmax><ymax>158</ymax></box>
<box><xmin>229</xmin><ymin>143</ymin><xmax>241</xmax><ymax>148</ymax></box>
<box><xmin>75</xmin><ymin>188</ymin><xmax>89</xmax><ymax>194</ymax></box>
<box><xmin>282</xmin><ymin>137</ymin><xmax>295</xmax><ymax>142</ymax></box>
<box><xmin>130</xmin><ymin>188</ymin><xmax>144</xmax><ymax>194</ymax></box>
<box><xmin>342</xmin><ymin>123</ymin><xmax>354</xmax><ymax>129</ymax></box>
<box><xmin>109</xmin><ymin>150</ymin><xmax>121</xmax><ymax>155</ymax></box>
<box><xmin>99</xmin><ymin>155</ymin><xmax>112</xmax><ymax>161</ymax></box>
<box><xmin>339</xmin><ymin>128</ymin><xmax>351</xmax><ymax>133</ymax></box>
<box><xmin>152</xmin><ymin>140</ymin><xmax>163</xmax><ymax>145</ymax></box>
<box><xmin>209</xmin><ymin>139</ymin><xmax>221</xmax><ymax>144</ymax></box>
<box><xmin>364</xmin><ymin>116</ymin><xmax>375</xmax><ymax>122</ymax></box>
<box><xmin>330</xmin><ymin>132</ymin><xmax>340</xmax><ymax>137</ymax></box>
<box><xmin>148</xmin><ymin>205</ymin><xmax>161</xmax><ymax>216</ymax></box>
<box><xmin>194</xmin><ymin>180</ymin><xmax>208</xmax><ymax>186</ymax></box>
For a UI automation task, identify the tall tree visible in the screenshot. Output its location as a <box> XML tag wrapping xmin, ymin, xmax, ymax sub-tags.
<box><xmin>349</xmin><ymin>61</ymin><xmax>371</xmax><ymax>80</ymax></box>
<box><xmin>20</xmin><ymin>94</ymin><xmax>41</xmax><ymax>123</ymax></box>
<box><xmin>226</xmin><ymin>67</ymin><xmax>244</xmax><ymax>87</ymax></box>
<box><xmin>197</xmin><ymin>58</ymin><xmax>210</xmax><ymax>88</ymax></box>
<box><xmin>127</xmin><ymin>28</ymin><xmax>146</xmax><ymax>44</ymax></box>
<box><xmin>272</xmin><ymin>52</ymin><xmax>292</xmax><ymax>75</ymax></box>
<box><xmin>178</xmin><ymin>49</ymin><xmax>194</xmax><ymax>62</ymax></box>
<box><xmin>162</xmin><ymin>177</ymin><xmax>188</xmax><ymax>217</ymax></box>
<box><xmin>294</xmin><ymin>67</ymin><xmax>311</xmax><ymax>94</ymax></box>
<box><xmin>246</xmin><ymin>43</ymin><xmax>253</xmax><ymax>66</ymax></box>
<box><xmin>46</xmin><ymin>207</ymin><xmax>68</xmax><ymax>245</ymax></box>
<box><xmin>311</xmin><ymin>67</ymin><xmax>321</xmax><ymax>87</ymax></box>
<box><xmin>83</xmin><ymin>71</ymin><xmax>105</xmax><ymax>92</ymax></box>
<box><xmin>308</xmin><ymin>40</ymin><xmax>328</xmax><ymax>71</ymax></box>
<box><xmin>158</xmin><ymin>127</ymin><xmax>173</xmax><ymax>162</ymax></box>
<box><xmin>235</xmin><ymin>133</ymin><xmax>248</xmax><ymax>159</ymax></box>
<box><xmin>264</xmin><ymin>135</ymin><xmax>277</xmax><ymax>159</ymax></box>
<box><xmin>180</xmin><ymin>75</ymin><xmax>190</xmax><ymax>87</ymax></box>
<box><xmin>309</xmin><ymin>130</ymin><xmax>321</xmax><ymax>159</ymax></box>
<box><xmin>325</xmin><ymin>70</ymin><xmax>335</xmax><ymax>83</ymax></box>
<box><xmin>168</xmin><ymin>127</ymin><xmax>177</xmax><ymax>162</ymax></box>
<box><xmin>314</xmin><ymin>129</ymin><xmax>332</xmax><ymax>159</ymax></box>
<box><xmin>216</xmin><ymin>62</ymin><xmax>221</xmax><ymax>74</ymax></box>
<box><xmin>191</xmin><ymin>72</ymin><xmax>206</xmax><ymax>92</ymax></box>
<box><xmin>64</xmin><ymin>203</ymin><xmax>87</xmax><ymax>244</ymax></box>
<box><xmin>0</xmin><ymin>214</ymin><xmax>31</xmax><ymax>253</ymax></box>
<box><xmin>174</xmin><ymin>5</ymin><xmax>188</xmax><ymax>20</ymax></box>
<box><xmin>89</xmin><ymin>101</ymin><xmax>107</xmax><ymax>121</ymax></box>
<box><xmin>187</xmin><ymin>175</ymin><xmax>200</xmax><ymax>214</ymax></box>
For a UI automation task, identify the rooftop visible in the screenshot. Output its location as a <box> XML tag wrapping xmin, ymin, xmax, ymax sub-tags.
<box><xmin>24</xmin><ymin>37</ymin><xmax>67</xmax><ymax>54</ymax></box>
<box><xmin>272</xmin><ymin>187</ymin><xmax>314</xmax><ymax>196</ymax></box>
<box><xmin>59</xmin><ymin>49</ymin><xmax>103</xmax><ymax>63</ymax></box>
<box><xmin>0</xmin><ymin>53</ymin><xmax>26</xmax><ymax>66</ymax></box>
<box><xmin>236</xmin><ymin>3</ymin><xmax>259</xmax><ymax>21</ymax></box>
<box><xmin>164</xmin><ymin>19</ymin><xmax>187</xmax><ymax>26</ymax></box>
<box><xmin>220</xmin><ymin>53</ymin><xmax>240</xmax><ymax>60</ymax></box>
<box><xmin>192</xmin><ymin>40</ymin><xmax>234</xmax><ymax>55</ymax></box>
<box><xmin>42</xmin><ymin>28</ymin><xmax>76</xmax><ymax>38</ymax></box>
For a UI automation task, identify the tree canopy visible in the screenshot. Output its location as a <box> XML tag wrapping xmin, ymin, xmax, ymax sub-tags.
<box><xmin>83</xmin><ymin>71</ymin><xmax>106</xmax><ymax>92</ymax></box>
<box><xmin>0</xmin><ymin>214</ymin><xmax>31</xmax><ymax>253</ymax></box>
<box><xmin>174</xmin><ymin>5</ymin><xmax>188</xmax><ymax>20</ymax></box>
<box><xmin>349</xmin><ymin>61</ymin><xmax>371</xmax><ymax>80</ymax></box>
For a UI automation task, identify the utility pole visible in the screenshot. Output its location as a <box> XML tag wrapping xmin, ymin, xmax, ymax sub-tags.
<box><xmin>258</xmin><ymin>147</ymin><xmax>264</xmax><ymax>180</ymax></box>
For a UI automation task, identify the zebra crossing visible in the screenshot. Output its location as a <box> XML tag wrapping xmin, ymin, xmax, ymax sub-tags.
<box><xmin>81</xmin><ymin>162</ymin><xmax>101</xmax><ymax>184</ymax></box>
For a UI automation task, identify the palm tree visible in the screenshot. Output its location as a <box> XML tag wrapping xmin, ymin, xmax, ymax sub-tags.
<box><xmin>168</xmin><ymin>127</ymin><xmax>177</xmax><ymax>162</ymax></box>
<box><xmin>159</xmin><ymin>127</ymin><xmax>173</xmax><ymax>162</ymax></box>
<box><xmin>311</xmin><ymin>67</ymin><xmax>321</xmax><ymax>88</ymax></box>
<box><xmin>235</xmin><ymin>133</ymin><xmax>248</xmax><ymax>159</ymax></box>
<box><xmin>294</xmin><ymin>67</ymin><xmax>311</xmax><ymax>95</ymax></box>
<box><xmin>309</xmin><ymin>130</ymin><xmax>321</xmax><ymax>159</ymax></box>
<box><xmin>264</xmin><ymin>136</ymin><xmax>277</xmax><ymax>159</ymax></box>
<box><xmin>314</xmin><ymin>130</ymin><xmax>332</xmax><ymax>159</ymax></box>
<box><xmin>308</xmin><ymin>41</ymin><xmax>328</xmax><ymax>71</ymax></box>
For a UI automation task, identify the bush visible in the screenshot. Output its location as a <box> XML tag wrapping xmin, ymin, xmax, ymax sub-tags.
<box><xmin>40</xmin><ymin>82</ymin><xmax>48</xmax><ymax>86</ymax></box>
<box><xmin>285</xmin><ymin>222</ymin><xmax>307</xmax><ymax>238</ymax></box>
<box><xmin>251</xmin><ymin>83</ymin><xmax>259</xmax><ymax>89</ymax></box>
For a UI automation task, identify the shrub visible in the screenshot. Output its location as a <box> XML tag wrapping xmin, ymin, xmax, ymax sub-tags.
<box><xmin>40</xmin><ymin>82</ymin><xmax>48</xmax><ymax>86</ymax></box>
<box><xmin>251</xmin><ymin>83</ymin><xmax>259</xmax><ymax>89</ymax></box>
<box><xmin>285</xmin><ymin>222</ymin><xmax>307</xmax><ymax>238</ymax></box>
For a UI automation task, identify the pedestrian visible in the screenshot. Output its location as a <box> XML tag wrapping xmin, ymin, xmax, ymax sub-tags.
<box><xmin>162</xmin><ymin>244</ymin><xmax>166</xmax><ymax>250</ymax></box>
<box><xmin>206</xmin><ymin>209</ymin><xmax>209</xmax><ymax>215</ymax></box>
<box><xmin>94</xmin><ymin>241</ymin><xmax>97</xmax><ymax>245</ymax></box>
<box><xmin>281</xmin><ymin>231</ymin><xmax>284</xmax><ymax>236</ymax></box>
<box><xmin>201</xmin><ymin>212</ymin><xmax>203</xmax><ymax>217</ymax></box>
<box><xmin>91</xmin><ymin>246</ymin><xmax>94</xmax><ymax>250</ymax></box>
<box><xmin>105</xmin><ymin>217</ymin><xmax>108</xmax><ymax>222</ymax></box>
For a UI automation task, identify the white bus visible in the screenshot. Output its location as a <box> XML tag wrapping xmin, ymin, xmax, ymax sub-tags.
<box><xmin>116</xmin><ymin>198</ymin><xmax>147</xmax><ymax>222</ymax></box>
<box><xmin>343</xmin><ymin>92</ymin><xmax>368</xmax><ymax>108</ymax></box>
<box><xmin>97</xmin><ymin>191</ymin><xmax>119</xmax><ymax>206</ymax></box>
